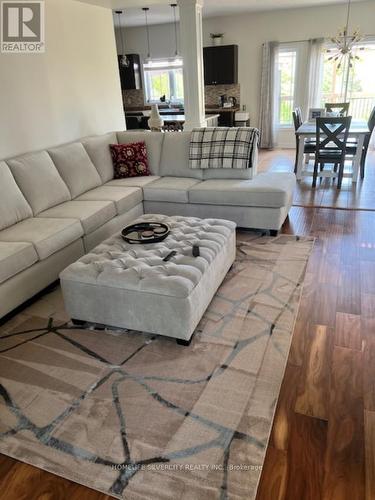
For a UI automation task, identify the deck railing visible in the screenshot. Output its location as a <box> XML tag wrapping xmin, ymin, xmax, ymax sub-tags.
<box><xmin>321</xmin><ymin>94</ymin><xmax>375</xmax><ymax>120</ymax></box>
<box><xmin>280</xmin><ymin>95</ymin><xmax>375</xmax><ymax>127</ymax></box>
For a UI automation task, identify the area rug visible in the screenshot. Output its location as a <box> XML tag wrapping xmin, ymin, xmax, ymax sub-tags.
<box><xmin>0</xmin><ymin>233</ymin><xmax>313</xmax><ymax>499</ymax></box>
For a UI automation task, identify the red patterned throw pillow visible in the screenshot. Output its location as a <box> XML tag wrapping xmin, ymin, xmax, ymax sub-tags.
<box><xmin>110</xmin><ymin>141</ymin><xmax>151</xmax><ymax>178</ymax></box>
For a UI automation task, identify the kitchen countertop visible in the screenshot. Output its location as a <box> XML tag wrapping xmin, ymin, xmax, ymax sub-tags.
<box><xmin>205</xmin><ymin>106</ymin><xmax>240</xmax><ymax>113</ymax></box>
<box><xmin>127</xmin><ymin>110</ymin><xmax>219</xmax><ymax>122</ymax></box>
<box><xmin>161</xmin><ymin>114</ymin><xmax>220</xmax><ymax>122</ymax></box>
<box><xmin>126</xmin><ymin>107</ymin><xmax>240</xmax><ymax>115</ymax></box>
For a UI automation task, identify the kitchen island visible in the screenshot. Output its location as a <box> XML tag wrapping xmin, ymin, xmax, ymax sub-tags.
<box><xmin>161</xmin><ymin>114</ymin><xmax>220</xmax><ymax>130</ymax></box>
<box><xmin>125</xmin><ymin>110</ymin><xmax>220</xmax><ymax>130</ymax></box>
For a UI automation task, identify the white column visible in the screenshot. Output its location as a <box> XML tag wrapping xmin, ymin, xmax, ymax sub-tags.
<box><xmin>178</xmin><ymin>0</ymin><xmax>207</xmax><ymax>130</ymax></box>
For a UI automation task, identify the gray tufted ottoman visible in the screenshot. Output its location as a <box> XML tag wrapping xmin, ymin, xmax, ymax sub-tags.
<box><xmin>60</xmin><ymin>214</ymin><xmax>236</xmax><ymax>344</ymax></box>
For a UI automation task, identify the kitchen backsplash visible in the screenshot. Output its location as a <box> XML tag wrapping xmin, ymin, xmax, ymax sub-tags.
<box><xmin>205</xmin><ymin>84</ymin><xmax>240</xmax><ymax>107</ymax></box>
<box><xmin>123</xmin><ymin>84</ymin><xmax>241</xmax><ymax>110</ymax></box>
<box><xmin>123</xmin><ymin>89</ymin><xmax>144</xmax><ymax>109</ymax></box>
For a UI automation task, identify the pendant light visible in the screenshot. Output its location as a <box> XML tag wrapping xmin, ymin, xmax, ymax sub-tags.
<box><xmin>115</xmin><ymin>10</ymin><xmax>129</xmax><ymax>68</ymax></box>
<box><xmin>326</xmin><ymin>0</ymin><xmax>365</xmax><ymax>70</ymax></box>
<box><xmin>170</xmin><ymin>4</ymin><xmax>178</xmax><ymax>58</ymax></box>
<box><xmin>142</xmin><ymin>7</ymin><xmax>151</xmax><ymax>61</ymax></box>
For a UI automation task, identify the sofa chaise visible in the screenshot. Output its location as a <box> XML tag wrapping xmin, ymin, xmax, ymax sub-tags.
<box><xmin>0</xmin><ymin>130</ymin><xmax>296</xmax><ymax>319</ymax></box>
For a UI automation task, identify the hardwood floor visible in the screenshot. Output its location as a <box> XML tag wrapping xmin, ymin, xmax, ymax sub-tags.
<box><xmin>1</xmin><ymin>151</ymin><xmax>375</xmax><ymax>499</ymax></box>
<box><xmin>258</xmin><ymin>149</ymin><xmax>375</xmax><ymax>210</ymax></box>
<box><xmin>257</xmin><ymin>206</ymin><xmax>374</xmax><ymax>500</ymax></box>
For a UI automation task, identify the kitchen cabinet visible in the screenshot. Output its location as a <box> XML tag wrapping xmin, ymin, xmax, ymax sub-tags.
<box><xmin>206</xmin><ymin>107</ymin><xmax>240</xmax><ymax>127</ymax></box>
<box><xmin>203</xmin><ymin>45</ymin><xmax>238</xmax><ymax>86</ymax></box>
<box><xmin>118</xmin><ymin>54</ymin><xmax>142</xmax><ymax>90</ymax></box>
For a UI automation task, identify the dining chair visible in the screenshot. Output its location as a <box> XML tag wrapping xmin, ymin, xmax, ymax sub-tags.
<box><xmin>360</xmin><ymin>106</ymin><xmax>375</xmax><ymax>178</ymax></box>
<box><xmin>344</xmin><ymin>106</ymin><xmax>375</xmax><ymax>179</ymax></box>
<box><xmin>325</xmin><ymin>102</ymin><xmax>350</xmax><ymax>116</ymax></box>
<box><xmin>293</xmin><ymin>108</ymin><xmax>315</xmax><ymax>173</ymax></box>
<box><xmin>295</xmin><ymin>106</ymin><xmax>303</xmax><ymax>125</ymax></box>
<box><xmin>313</xmin><ymin>116</ymin><xmax>351</xmax><ymax>189</ymax></box>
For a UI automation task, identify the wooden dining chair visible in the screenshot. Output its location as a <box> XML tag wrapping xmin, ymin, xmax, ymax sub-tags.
<box><xmin>295</xmin><ymin>106</ymin><xmax>303</xmax><ymax>125</ymax></box>
<box><xmin>360</xmin><ymin>106</ymin><xmax>375</xmax><ymax>178</ymax></box>
<box><xmin>313</xmin><ymin>116</ymin><xmax>351</xmax><ymax>189</ymax></box>
<box><xmin>325</xmin><ymin>102</ymin><xmax>350</xmax><ymax>116</ymax></box>
<box><xmin>293</xmin><ymin>108</ymin><xmax>315</xmax><ymax>173</ymax></box>
<box><xmin>344</xmin><ymin>106</ymin><xmax>375</xmax><ymax>179</ymax></box>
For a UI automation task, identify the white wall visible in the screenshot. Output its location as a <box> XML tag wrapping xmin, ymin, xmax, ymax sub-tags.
<box><xmin>120</xmin><ymin>0</ymin><xmax>375</xmax><ymax>129</ymax></box>
<box><xmin>0</xmin><ymin>0</ymin><xmax>125</xmax><ymax>160</ymax></box>
<box><xmin>117</xmin><ymin>22</ymin><xmax>180</xmax><ymax>61</ymax></box>
<box><xmin>203</xmin><ymin>0</ymin><xmax>375</xmax><ymax>129</ymax></box>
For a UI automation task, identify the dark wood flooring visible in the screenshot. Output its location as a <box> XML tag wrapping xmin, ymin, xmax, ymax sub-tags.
<box><xmin>1</xmin><ymin>155</ymin><xmax>375</xmax><ymax>498</ymax></box>
<box><xmin>259</xmin><ymin>150</ymin><xmax>375</xmax><ymax>210</ymax></box>
<box><xmin>257</xmin><ymin>206</ymin><xmax>373</xmax><ymax>500</ymax></box>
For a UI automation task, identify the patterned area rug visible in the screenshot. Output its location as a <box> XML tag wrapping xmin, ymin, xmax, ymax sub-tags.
<box><xmin>0</xmin><ymin>232</ymin><xmax>313</xmax><ymax>499</ymax></box>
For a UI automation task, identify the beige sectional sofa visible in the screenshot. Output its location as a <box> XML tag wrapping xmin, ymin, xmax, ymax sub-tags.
<box><xmin>0</xmin><ymin>130</ymin><xmax>295</xmax><ymax>319</ymax></box>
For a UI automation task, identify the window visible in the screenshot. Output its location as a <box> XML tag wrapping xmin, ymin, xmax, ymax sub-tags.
<box><xmin>320</xmin><ymin>41</ymin><xmax>375</xmax><ymax>119</ymax></box>
<box><xmin>275</xmin><ymin>48</ymin><xmax>297</xmax><ymax>127</ymax></box>
<box><xmin>143</xmin><ymin>59</ymin><xmax>184</xmax><ymax>104</ymax></box>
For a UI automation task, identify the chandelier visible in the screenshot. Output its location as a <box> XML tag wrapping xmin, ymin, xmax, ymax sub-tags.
<box><xmin>326</xmin><ymin>0</ymin><xmax>364</xmax><ymax>69</ymax></box>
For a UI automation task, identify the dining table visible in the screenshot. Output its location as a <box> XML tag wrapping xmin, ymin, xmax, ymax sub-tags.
<box><xmin>295</xmin><ymin>119</ymin><xmax>370</xmax><ymax>182</ymax></box>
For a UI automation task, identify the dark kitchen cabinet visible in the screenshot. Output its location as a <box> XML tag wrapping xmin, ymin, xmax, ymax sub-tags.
<box><xmin>218</xmin><ymin>112</ymin><xmax>235</xmax><ymax>127</ymax></box>
<box><xmin>206</xmin><ymin>110</ymin><xmax>236</xmax><ymax>127</ymax></box>
<box><xmin>203</xmin><ymin>45</ymin><xmax>238</xmax><ymax>85</ymax></box>
<box><xmin>118</xmin><ymin>54</ymin><xmax>142</xmax><ymax>90</ymax></box>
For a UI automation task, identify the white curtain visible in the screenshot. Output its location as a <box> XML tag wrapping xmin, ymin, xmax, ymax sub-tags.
<box><xmin>303</xmin><ymin>38</ymin><xmax>324</xmax><ymax>120</ymax></box>
<box><xmin>259</xmin><ymin>41</ymin><xmax>278</xmax><ymax>149</ymax></box>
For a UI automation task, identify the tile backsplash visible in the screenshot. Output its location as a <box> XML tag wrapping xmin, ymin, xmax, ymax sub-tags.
<box><xmin>123</xmin><ymin>83</ymin><xmax>241</xmax><ymax>109</ymax></box>
<box><xmin>123</xmin><ymin>89</ymin><xmax>144</xmax><ymax>109</ymax></box>
<box><xmin>205</xmin><ymin>84</ymin><xmax>241</xmax><ymax>107</ymax></box>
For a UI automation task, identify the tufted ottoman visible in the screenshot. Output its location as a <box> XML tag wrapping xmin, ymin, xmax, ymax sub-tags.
<box><xmin>60</xmin><ymin>214</ymin><xmax>236</xmax><ymax>343</ymax></box>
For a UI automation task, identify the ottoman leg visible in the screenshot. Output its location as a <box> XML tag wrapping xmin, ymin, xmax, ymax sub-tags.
<box><xmin>71</xmin><ymin>318</ymin><xmax>86</xmax><ymax>326</ymax></box>
<box><xmin>270</xmin><ymin>230</ymin><xmax>278</xmax><ymax>237</ymax></box>
<box><xmin>176</xmin><ymin>338</ymin><xmax>192</xmax><ymax>347</ymax></box>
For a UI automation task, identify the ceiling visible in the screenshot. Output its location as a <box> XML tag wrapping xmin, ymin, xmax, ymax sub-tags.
<box><xmin>77</xmin><ymin>0</ymin><xmax>367</xmax><ymax>27</ymax></box>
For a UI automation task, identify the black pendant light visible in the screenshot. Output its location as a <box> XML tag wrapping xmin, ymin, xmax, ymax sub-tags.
<box><xmin>170</xmin><ymin>4</ymin><xmax>178</xmax><ymax>58</ymax></box>
<box><xmin>115</xmin><ymin>10</ymin><xmax>129</xmax><ymax>68</ymax></box>
<box><xmin>142</xmin><ymin>7</ymin><xmax>151</xmax><ymax>61</ymax></box>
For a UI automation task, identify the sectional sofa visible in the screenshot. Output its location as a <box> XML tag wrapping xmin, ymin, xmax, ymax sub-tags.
<box><xmin>0</xmin><ymin>130</ymin><xmax>296</xmax><ymax>319</ymax></box>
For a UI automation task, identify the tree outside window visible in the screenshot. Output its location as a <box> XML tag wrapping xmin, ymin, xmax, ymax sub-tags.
<box><xmin>144</xmin><ymin>59</ymin><xmax>184</xmax><ymax>104</ymax></box>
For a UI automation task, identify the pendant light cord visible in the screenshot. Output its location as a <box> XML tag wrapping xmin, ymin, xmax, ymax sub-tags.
<box><xmin>116</xmin><ymin>11</ymin><xmax>125</xmax><ymax>54</ymax></box>
<box><xmin>171</xmin><ymin>4</ymin><xmax>178</xmax><ymax>57</ymax></box>
<box><xmin>143</xmin><ymin>8</ymin><xmax>151</xmax><ymax>59</ymax></box>
<box><xmin>345</xmin><ymin>0</ymin><xmax>351</xmax><ymax>36</ymax></box>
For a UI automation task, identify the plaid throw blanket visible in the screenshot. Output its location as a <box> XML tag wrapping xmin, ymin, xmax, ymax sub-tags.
<box><xmin>189</xmin><ymin>127</ymin><xmax>259</xmax><ymax>169</ymax></box>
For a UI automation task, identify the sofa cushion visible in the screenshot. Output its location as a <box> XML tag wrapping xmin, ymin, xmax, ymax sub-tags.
<box><xmin>106</xmin><ymin>176</ymin><xmax>160</xmax><ymax>188</ymax></box>
<box><xmin>159</xmin><ymin>132</ymin><xmax>203</xmax><ymax>180</ymax></box>
<box><xmin>188</xmin><ymin>173</ymin><xmax>296</xmax><ymax>208</ymax></box>
<box><xmin>0</xmin><ymin>161</ymin><xmax>33</xmax><ymax>230</ymax></box>
<box><xmin>76</xmin><ymin>186</ymin><xmax>143</xmax><ymax>215</ymax></box>
<box><xmin>117</xmin><ymin>131</ymin><xmax>164</xmax><ymax>176</ymax></box>
<box><xmin>7</xmin><ymin>151</ymin><xmax>71</xmax><ymax>215</ymax></box>
<box><xmin>82</xmin><ymin>132</ymin><xmax>118</xmax><ymax>183</ymax></box>
<box><xmin>202</xmin><ymin>166</ymin><xmax>254</xmax><ymax>180</ymax></box>
<box><xmin>143</xmin><ymin>177</ymin><xmax>201</xmax><ymax>203</ymax></box>
<box><xmin>0</xmin><ymin>218</ymin><xmax>83</xmax><ymax>261</ymax></box>
<box><xmin>38</xmin><ymin>200</ymin><xmax>116</xmax><ymax>235</ymax></box>
<box><xmin>48</xmin><ymin>143</ymin><xmax>102</xmax><ymax>198</ymax></box>
<box><xmin>0</xmin><ymin>241</ymin><xmax>38</xmax><ymax>284</ymax></box>
<box><xmin>110</xmin><ymin>142</ymin><xmax>151</xmax><ymax>178</ymax></box>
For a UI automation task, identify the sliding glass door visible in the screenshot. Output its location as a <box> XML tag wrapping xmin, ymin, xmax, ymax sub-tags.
<box><xmin>320</xmin><ymin>41</ymin><xmax>375</xmax><ymax>120</ymax></box>
<box><xmin>274</xmin><ymin>42</ymin><xmax>309</xmax><ymax>147</ymax></box>
<box><xmin>273</xmin><ymin>39</ymin><xmax>375</xmax><ymax>148</ymax></box>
